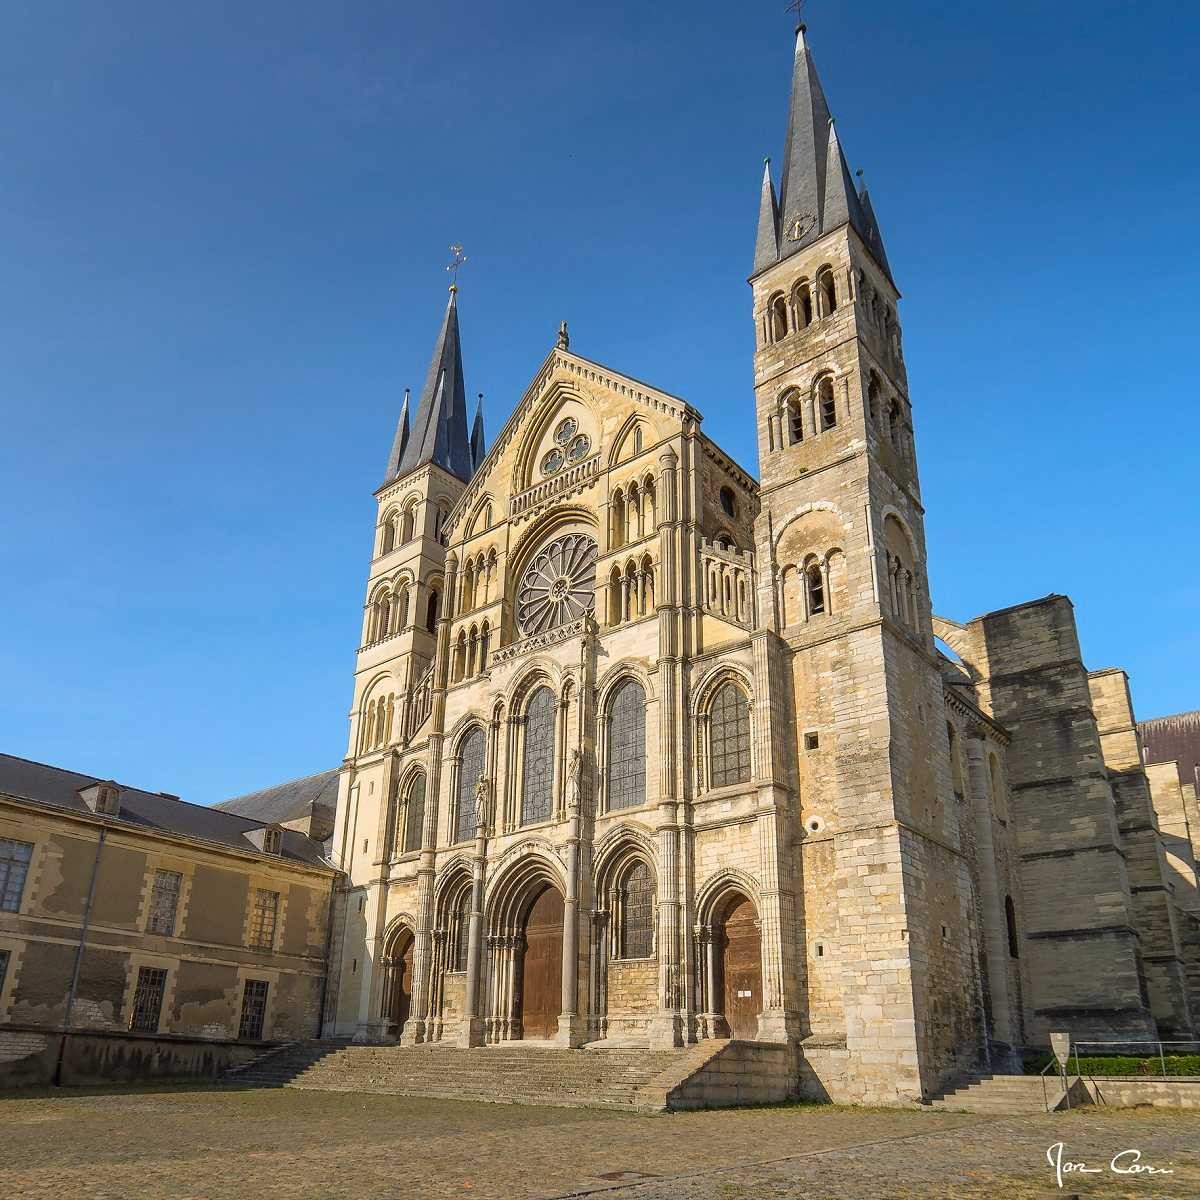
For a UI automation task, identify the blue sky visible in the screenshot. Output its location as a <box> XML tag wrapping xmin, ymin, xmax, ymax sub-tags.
<box><xmin>2</xmin><ymin>1</ymin><xmax>1197</xmax><ymax>804</ymax></box>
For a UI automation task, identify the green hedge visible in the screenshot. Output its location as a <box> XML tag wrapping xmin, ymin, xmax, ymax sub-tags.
<box><xmin>1026</xmin><ymin>1053</ymin><xmax>1200</xmax><ymax>1077</ymax></box>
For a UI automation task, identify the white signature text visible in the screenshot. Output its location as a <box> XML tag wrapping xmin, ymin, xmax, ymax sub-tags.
<box><xmin>1047</xmin><ymin>1142</ymin><xmax>1174</xmax><ymax>1189</ymax></box>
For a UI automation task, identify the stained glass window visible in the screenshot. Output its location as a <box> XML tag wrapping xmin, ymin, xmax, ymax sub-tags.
<box><xmin>453</xmin><ymin>889</ymin><xmax>471</xmax><ymax>972</ymax></box>
<box><xmin>607</xmin><ymin>679</ymin><xmax>646</xmax><ymax>810</ymax></box>
<box><xmin>619</xmin><ymin>861</ymin><xmax>655</xmax><ymax>959</ymax></box>
<box><xmin>710</xmin><ymin>683</ymin><xmax>751</xmax><ymax>788</ymax></box>
<box><xmin>521</xmin><ymin>687</ymin><xmax>555</xmax><ymax>825</ymax></box>
<box><xmin>456</xmin><ymin>728</ymin><xmax>486</xmax><ymax>844</ymax></box>
<box><xmin>404</xmin><ymin>772</ymin><xmax>426</xmax><ymax>854</ymax></box>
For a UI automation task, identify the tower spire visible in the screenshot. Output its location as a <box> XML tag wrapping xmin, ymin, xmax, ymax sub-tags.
<box><xmin>470</xmin><ymin>393</ymin><xmax>486</xmax><ymax>471</ymax></box>
<box><xmin>753</xmin><ymin>158</ymin><xmax>781</xmax><ymax>274</ymax></box>
<box><xmin>756</xmin><ymin>22</ymin><xmax>892</xmax><ymax>284</ymax></box>
<box><xmin>383</xmin><ymin>387</ymin><xmax>411</xmax><ymax>481</ymax></box>
<box><xmin>393</xmin><ymin>287</ymin><xmax>474</xmax><ymax>483</ymax></box>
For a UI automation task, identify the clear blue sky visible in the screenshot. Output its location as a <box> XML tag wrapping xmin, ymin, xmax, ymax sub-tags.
<box><xmin>2</xmin><ymin>1</ymin><xmax>1197</xmax><ymax>804</ymax></box>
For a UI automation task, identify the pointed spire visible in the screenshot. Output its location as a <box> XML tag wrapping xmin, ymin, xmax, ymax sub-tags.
<box><xmin>394</xmin><ymin>288</ymin><xmax>474</xmax><ymax>483</ymax></box>
<box><xmin>470</xmin><ymin>393</ymin><xmax>486</xmax><ymax>471</ymax></box>
<box><xmin>383</xmin><ymin>388</ymin><xmax>411</xmax><ymax>482</ymax></box>
<box><xmin>753</xmin><ymin>158</ymin><xmax>780</xmax><ymax>274</ymax></box>
<box><xmin>756</xmin><ymin>23</ymin><xmax>894</xmax><ymax>285</ymax></box>
<box><xmin>856</xmin><ymin>172</ymin><xmax>894</xmax><ymax>283</ymax></box>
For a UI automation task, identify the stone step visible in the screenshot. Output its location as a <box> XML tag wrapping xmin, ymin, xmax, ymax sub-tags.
<box><xmin>928</xmin><ymin>1072</ymin><xmax>1066</xmax><ymax>1114</ymax></box>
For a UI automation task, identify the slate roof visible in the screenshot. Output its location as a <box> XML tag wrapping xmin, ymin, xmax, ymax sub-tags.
<box><xmin>0</xmin><ymin>752</ymin><xmax>331</xmax><ymax>869</ymax></box>
<box><xmin>215</xmin><ymin>768</ymin><xmax>340</xmax><ymax>827</ymax></box>
<box><xmin>385</xmin><ymin>289</ymin><xmax>475</xmax><ymax>485</ymax></box>
<box><xmin>755</xmin><ymin>25</ymin><xmax>893</xmax><ymax>286</ymax></box>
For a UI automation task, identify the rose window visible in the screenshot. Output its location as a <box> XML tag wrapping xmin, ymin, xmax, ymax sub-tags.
<box><xmin>516</xmin><ymin>532</ymin><xmax>598</xmax><ymax>635</ymax></box>
<box><xmin>554</xmin><ymin>417</ymin><xmax>578</xmax><ymax>445</ymax></box>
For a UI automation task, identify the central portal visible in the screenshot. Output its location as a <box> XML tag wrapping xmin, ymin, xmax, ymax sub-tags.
<box><xmin>519</xmin><ymin>885</ymin><xmax>564</xmax><ymax>1039</ymax></box>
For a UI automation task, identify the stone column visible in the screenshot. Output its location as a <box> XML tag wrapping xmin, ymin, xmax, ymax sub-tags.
<box><xmin>459</xmin><ymin>781</ymin><xmax>490</xmax><ymax>1047</ymax></box>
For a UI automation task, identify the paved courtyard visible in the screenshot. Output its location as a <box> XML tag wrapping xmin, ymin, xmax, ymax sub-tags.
<box><xmin>2</xmin><ymin>1085</ymin><xmax>1198</xmax><ymax>1199</ymax></box>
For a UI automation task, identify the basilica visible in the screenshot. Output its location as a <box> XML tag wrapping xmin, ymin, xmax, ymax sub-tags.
<box><xmin>317</xmin><ymin>24</ymin><xmax>1200</xmax><ymax>1104</ymax></box>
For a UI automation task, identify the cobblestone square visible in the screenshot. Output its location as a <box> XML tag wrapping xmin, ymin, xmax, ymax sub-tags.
<box><xmin>2</xmin><ymin>1087</ymin><xmax>1199</xmax><ymax>1199</ymax></box>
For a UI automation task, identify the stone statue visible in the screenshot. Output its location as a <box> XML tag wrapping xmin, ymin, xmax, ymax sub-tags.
<box><xmin>474</xmin><ymin>774</ymin><xmax>492</xmax><ymax>832</ymax></box>
<box><xmin>566</xmin><ymin>749</ymin><xmax>583</xmax><ymax>813</ymax></box>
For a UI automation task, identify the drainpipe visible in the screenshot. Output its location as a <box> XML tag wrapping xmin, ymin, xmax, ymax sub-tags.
<box><xmin>54</xmin><ymin>824</ymin><xmax>107</xmax><ymax>1086</ymax></box>
<box><xmin>315</xmin><ymin>870</ymin><xmax>339</xmax><ymax>1037</ymax></box>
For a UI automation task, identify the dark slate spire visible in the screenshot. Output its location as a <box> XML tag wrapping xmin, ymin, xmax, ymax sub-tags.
<box><xmin>753</xmin><ymin>159</ymin><xmax>780</xmax><ymax>274</ymax></box>
<box><xmin>395</xmin><ymin>288</ymin><xmax>474</xmax><ymax>483</ymax></box>
<box><xmin>383</xmin><ymin>388</ymin><xmax>411</xmax><ymax>482</ymax></box>
<box><xmin>470</xmin><ymin>393</ymin><xmax>486</xmax><ymax>471</ymax></box>
<box><xmin>856</xmin><ymin>174</ymin><xmax>893</xmax><ymax>284</ymax></box>
<box><xmin>757</xmin><ymin>24</ymin><xmax>893</xmax><ymax>285</ymax></box>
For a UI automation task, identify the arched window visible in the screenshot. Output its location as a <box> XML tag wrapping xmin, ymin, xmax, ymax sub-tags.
<box><xmin>888</xmin><ymin>399</ymin><xmax>902</xmax><ymax>451</ymax></box>
<box><xmin>521</xmin><ymin>687</ymin><xmax>555</xmax><ymax>825</ymax></box>
<box><xmin>867</xmin><ymin>374</ymin><xmax>881</xmax><ymax>425</ymax></box>
<box><xmin>401</xmin><ymin>505</ymin><xmax>416</xmax><ymax>543</ymax></box>
<box><xmin>453</xmin><ymin>888</ymin><xmax>471</xmax><ymax>971</ymax></box>
<box><xmin>434</xmin><ymin>504</ymin><xmax>450</xmax><ymax>545</ymax></box>
<box><xmin>611</xmin><ymin>490</ymin><xmax>626</xmax><ymax>550</ymax></box>
<box><xmin>425</xmin><ymin>587</ymin><xmax>440</xmax><ymax>633</ymax></box>
<box><xmin>617</xmin><ymin>861</ymin><xmax>655</xmax><ymax>959</ymax></box>
<box><xmin>1005</xmin><ymin>895</ymin><xmax>1020</xmax><ymax>958</ymax></box>
<box><xmin>478</xmin><ymin>620</ymin><xmax>490</xmax><ymax>672</ymax></box>
<box><xmin>394</xmin><ymin>585</ymin><xmax>409</xmax><ymax>632</ymax></box>
<box><xmin>990</xmin><ymin>754</ymin><xmax>1008</xmax><ymax>822</ymax></box>
<box><xmin>817</xmin><ymin>268</ymin><xmax>837</xmax><ymax>314</ymax></box>
<box><xmin>783</xmin><ymin>389</ymin><xmax>803</xmax><ymax>444</ymax></box>
<box><xmin>452</xmin><ymin>631</ymin><xmax>467</xmax><ymax>682</ymax></box>
<box><xmin>710</xmin><ymin>682</ymin><xmax>751</xmax><ymax>788</ymax></box>
<box><xmin>817</xmin><ymin>376</ymin><xmax>836</xmax><ymax>430</ymax></box>
<box><xmin>607</xmin><ymin>679</ymin><xmax>646</xmax><ymax>811</ymax></box>
<box><xmin>608</xmin><ymin>565</ymin><xmax>622</xmax><ymax>625</ymax></box>
<box><xmin>633</xmin><ymin>425</ymin><xmax>643</xmax><ymax>453</ymax></box>
<box><xmin>403</xmin><ymin>772</ymin><xmax>426</xmax><ymax>854</ymax></box>
<box><xmin>381</xmin><ymin>520</ymin><xmax>396</xmax><ymax>555</ymax></box>
<box><xmin>806</xmin><ymin>562</ymin><xmax>825</xmax><ymax>615</ymax></box>
<box><xmin>793</xmin><ymin>282</ymin><xmax>813</xmax><ymax>329</ymax></box>
<box><xmin>768</xmin><ymin>293</ymin><xmax>788</xmax><ymax>341</ymax></box>
<box><xmin>455</xmin><ymin>727</ymin><xmax>486</xmax><ymax>844</ymax></box>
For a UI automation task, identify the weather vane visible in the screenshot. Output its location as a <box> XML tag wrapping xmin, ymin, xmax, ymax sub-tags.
<box><xmin>446</xmin><ymin>244</ymin><xmax>467</xmax><ymax>291</ymax></box>
<box><xmin>786</xmin><ymin>0</ymin><xmax>806</xmax><ymax>30</ymax></box>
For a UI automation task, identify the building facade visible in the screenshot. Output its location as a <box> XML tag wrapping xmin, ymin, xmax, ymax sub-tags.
<box><xmin>0</xmin><ymin>754</ymin><xmax>336</xmax><ymax>1084</ymax></box>
<box><xmin>312</xmin><ymin>25</ymin><xmax>1199</xmax><ymax>1103</ymax></box>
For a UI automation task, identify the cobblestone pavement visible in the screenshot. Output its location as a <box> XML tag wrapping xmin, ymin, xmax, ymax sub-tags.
<box><xmin>1</xmin><ymin>1086</ymin><xmax>1197</xmax><ymax>1199</ymax></box>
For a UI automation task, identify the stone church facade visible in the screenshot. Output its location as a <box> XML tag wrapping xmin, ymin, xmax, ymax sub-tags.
<box><xmin>324</xmin><ymin>25</ymin><xmax>1199</xmax><ymax>1104</ymax></box>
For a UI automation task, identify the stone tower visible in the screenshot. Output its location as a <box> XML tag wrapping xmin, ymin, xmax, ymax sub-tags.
<box><xmin>329</xmin><ymin>286</ymin><xmax>482</xmax><ymax>1040</ymax></box>
<box><xmin>750</xmin><ymin>24</ymin><xmax>979</xmax><ymax>1099</ymax></box>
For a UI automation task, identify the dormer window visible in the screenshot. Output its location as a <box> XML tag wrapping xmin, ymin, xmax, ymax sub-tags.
<box><xmin>79</xmin><ymin>781</ymin><xmax>121</xmax><ymax>817</ymax></box>
<box><xmin>263</xmin><ymin>827</ymin><xmax>283</xmax><ymax>855</ymax></box>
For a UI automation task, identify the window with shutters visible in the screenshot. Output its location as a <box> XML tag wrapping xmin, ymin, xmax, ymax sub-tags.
<box><xmin>129</xmin><ymin>966</ymin><xmax>168</xmax><ymax>1033</ymax></box>
<box><xmin>607</xmin><ymin>679</ymin><xmax>646</xmax><ymax>811</ymax></box>
<box><xmin>521</xmin><ymin>687</ymin><xmax>555</xmax><ymax>825</ymax></box>
<box><xmin>404</xmin><ymin>772</ymin><xmax>426</xmax><ymax>853</ymax></box>
<box><xmin>709</xmin><ymin>683</ymin><xmax>752</xmax><ymax>788</ymax></box>
<box><xmin>147</xmin><ymin>869</ymin><xmax>182</xmax><ymax>936</ymax></box>
<box><xmin>0</xmin><ymin>840</ymin><xmax>33</xmax><ymax>913</ymax></box>
<box><xmin>247</xmin><ymin>889</ymin><xmax>279</xmax><ymax>950</ymax></box>
<box><xmin>238</xmin><ymin>979</ymin><xmax>269</xmax><ymax>1040</ymax></box>
<box><xmin>618</xmin><ymin>861</ymin><xmax>654</xmax><ymax>959</ymax></box>
<box><xmin>455</xmin><ymin>728</ymin><xmax>486</xmax><ymax>844</ymax></box>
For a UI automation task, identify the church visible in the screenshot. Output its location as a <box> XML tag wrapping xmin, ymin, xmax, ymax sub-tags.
<box><xmin>317</xmin><ymin>22</ymin><xmax>1200</xmax><ymax>1105</ymax></box>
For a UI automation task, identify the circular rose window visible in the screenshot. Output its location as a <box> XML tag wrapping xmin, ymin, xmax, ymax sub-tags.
<box><xmin>517</xmin><ymin>532</ymin><xmax>598</xmax><ymax>635</ymax></box>
<box><xmin>554</xmin><ymin>416</ymin><xmax>578</xmax><ymax>445</ymax></box>
<box><xmin>566</xmin><ymin>433</ymin><xmax>591</xmax><ymax>462</ymax></box>
<box><xmin>541</xmin><ymin>447</ymin><xmax>565</xmax><ymax>476</ymax></box>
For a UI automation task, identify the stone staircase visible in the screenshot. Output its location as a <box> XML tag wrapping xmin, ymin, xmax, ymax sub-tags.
<box><xmin>224</xmin><ymin>1039</ymin><xmax>731</xmax><ymax>1112</ymax></box>
<box><xmin>927</xmin><ymin>1072</ymin><xmax>1075</xmax><ymax>1114</ymax></box>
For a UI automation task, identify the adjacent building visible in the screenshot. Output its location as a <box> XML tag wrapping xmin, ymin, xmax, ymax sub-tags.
<box><xmin>0</xmin><ymin>754</ymin><xmax>336</xmax><ymax>1084</ymax></box>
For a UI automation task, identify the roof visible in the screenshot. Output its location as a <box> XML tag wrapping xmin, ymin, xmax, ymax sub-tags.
<box><xmin>755</xmin><ymin>25</ymin><xmax>893</xmax><ymax>286</ymax></box>
<box><xmin>388</xmin><ymin>289</ymin><xmax>474</xmax><ymax>484</ymax></box>
<box><xmin>215</xmin><ymin>768</ymin><xmax>340</xmax><ymax>827</ymax></box>
<box><xmin>0</xmin><ymin>752</ymin><xmax>332</xmax><ymax>869</ymax></box>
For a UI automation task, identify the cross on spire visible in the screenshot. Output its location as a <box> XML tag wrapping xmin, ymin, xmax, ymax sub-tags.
<box><xmin>786</xmin><ymin>0</ymin><xmax>806</xmax><ymax>32</ymax></box>
<box><xmin>446</xmin><ymin>243</ymin><xmax>468</xmax><ymax>292</ymax></box>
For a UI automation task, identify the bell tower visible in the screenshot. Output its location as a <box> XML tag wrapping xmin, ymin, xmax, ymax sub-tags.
<box><xmin>750</xmin><ymin>22</ymin><xmax>978</xmax><ymax>1101</ymax></box>
<box><xmin>328</xmin><ymin>282</ymin><xmax>483</xmax><ymax>1040</ymax></box>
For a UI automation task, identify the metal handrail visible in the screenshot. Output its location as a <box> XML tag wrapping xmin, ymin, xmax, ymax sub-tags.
<box><xmin>1038</xmin><ymin>1055</ymin><xmax>1068</xmax><ymax>1112</ymax></box>
<box><xmin>1068</xmin><ymin>1038</ymin><xmax>1200</xmax><ymax>1080</ymax></box>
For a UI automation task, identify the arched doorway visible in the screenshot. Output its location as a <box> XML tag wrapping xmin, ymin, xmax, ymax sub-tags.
<box><xmin>717</xmin><ymin>894</ymin><xmax>761</xmax><ymax>1039</ymax></box>
<box><xmin>384</xmin><ymin>928</ymin><xmax>415</xmax><ymax>1032</ymax></box>
<box><xmin>517</xmin><ymin>885</ymin><xmax>563</xmax><ymax>1039</ymax></box>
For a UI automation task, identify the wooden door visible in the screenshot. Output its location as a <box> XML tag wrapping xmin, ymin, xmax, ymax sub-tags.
<box><xmin>388</xmin><ymin>934</ymin><xmax>414</xmax><ymax>1030</ymax></box>
<box><xmin>519</xmin><ymin>886</ymin><xmax>564</xmax><ymax>1039</ymax></box>
<box><xmin>720</xmin><ymin>897</ymin><xmax>762</xmax><ymax>1039</ymax></box>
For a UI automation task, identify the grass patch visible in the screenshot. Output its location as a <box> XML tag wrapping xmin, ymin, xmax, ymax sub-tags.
<box><xmin>1025</xmin><ymin>1052</ymin><xmax>1200</xmax><ymax>1077</ymax></box>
